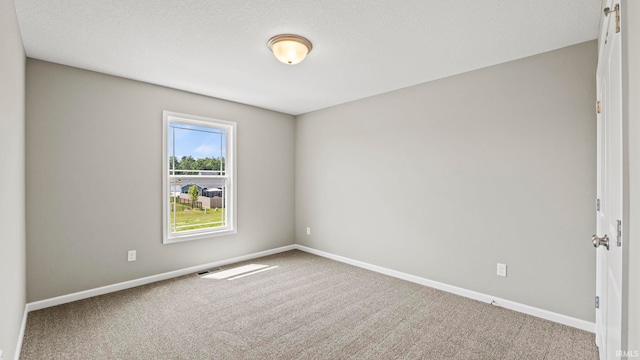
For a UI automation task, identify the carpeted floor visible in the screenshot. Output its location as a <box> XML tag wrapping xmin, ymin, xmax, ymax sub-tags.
<box><xmin>20</xmin><ymin>250</ymin><xmax>599</xmax><ymax>359</ymax></box>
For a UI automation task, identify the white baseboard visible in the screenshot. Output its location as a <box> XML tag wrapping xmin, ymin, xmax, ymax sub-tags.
<box><xmin>294</xmin><ymin>244</ymin><xmax>596</xmax><ymax>333</ymax></box>
<box><xmin>25</xmin><ymin>245</ymin><xmax>296</xmax><ymax>312</ymax></box>
<box><xmin>22</xmin><ymin>242</ymin><xmax>595</xmax><ymax>336</ymax></box>
<box><xmin>14</xmin><ymin>306</ymin><xmax>27</xmax><ymax>360</ymax></box>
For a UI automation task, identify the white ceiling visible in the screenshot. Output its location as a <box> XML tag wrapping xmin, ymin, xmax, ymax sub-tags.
<box><xmin>14</xmin><ymin>0</ymin><xmax>601</xmax><ymax>115</ymax></box>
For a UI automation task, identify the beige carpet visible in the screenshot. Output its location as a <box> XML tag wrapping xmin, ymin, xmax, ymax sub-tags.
<box><xmin>20</xmin><ymin>250</ymin><xmax>598</xmax><ymax>359</ymax></box>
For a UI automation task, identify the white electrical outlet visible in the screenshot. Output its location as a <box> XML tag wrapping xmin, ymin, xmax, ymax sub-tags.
<box><xmin>306</xmin><ymin>227</ymin><xmax>311</xmax><ymax>235</ymax></box>
<box><xmin>0</xmin><ymin>349</ymin><xmax>3</xmax><ymax>360</ymax></box>
<box><xmin>128</xmin><ymin>250</ymin><xmax>137</xmax><ymax>262</ymax></box>
<box><xmin>497</xmin><ymin>263</ymin><xmax>507</xmax><ymax>277</ymax></box>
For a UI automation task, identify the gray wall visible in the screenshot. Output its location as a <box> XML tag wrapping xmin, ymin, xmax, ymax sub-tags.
<box><xmin>296</xmin><ymin>41</ymin><xmax>597</xmax><ymax>322</ymax></box>
<box><xmin>623</xmin><ymin>0</ymin><xmax>639</xmax><ymax>351</ymax></box>
<box><xmin>26</xmin><ymin>59</ymin><xmax>296</xmax><ymax>302</ymax></box>
<box><xmin>0</xmin><ymin>0</ymin><xmax>26</xmax><ymax>358</ymax></box>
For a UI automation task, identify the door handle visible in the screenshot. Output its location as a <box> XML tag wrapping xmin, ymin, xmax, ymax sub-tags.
<box><xmin>592</xmin><ymin>234</ymin><xmax>610</xmax><ymax>250</ymax></box>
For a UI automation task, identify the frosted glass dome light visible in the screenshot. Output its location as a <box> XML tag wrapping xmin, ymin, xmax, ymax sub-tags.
<box><xmin>268</xmin><ymin>34</ymin><xmax>313</xmax><ymax>65</ymax></box>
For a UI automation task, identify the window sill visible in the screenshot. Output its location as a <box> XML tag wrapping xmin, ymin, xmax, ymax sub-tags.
<box><xmin>163</xmin><ymin>228</ymin><xmax>236</xmax><ymax>244</ymax></box>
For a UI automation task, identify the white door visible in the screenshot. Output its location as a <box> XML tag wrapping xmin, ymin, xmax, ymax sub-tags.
<box><xmin>595</xmin><ymin>1</ymin><xmax>623</xmax><ymax>359</ymax></box>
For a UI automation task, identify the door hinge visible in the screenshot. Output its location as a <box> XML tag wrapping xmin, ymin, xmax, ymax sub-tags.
<box><xmin>595</xmin><ymin>296</ymin><xmax>600</xmax><ymax>309</ymax></box>
<box><xmin>604</xmin><ymin>4</ymin><xmax>621</xmax><ymax>33</ymax></box>
<box><xmin>596</xmin><ymin>100</ymin><xmax>601</xmax><ymax>114</ymax></box>
<box><xmin>617</xmin><ymin>220</ymin><xmax>622</xmax><ymax>247</ymax></box>
<box><xmin>596</xmin><ymin>198</ymin><xmax>600</xmax><ymax>212</ymax></box>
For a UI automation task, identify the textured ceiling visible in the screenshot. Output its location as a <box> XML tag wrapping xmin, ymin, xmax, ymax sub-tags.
<box><xmin>14</xmin><ymin>0</ymin><xmax>601</xmax><ymax>115</ymax></box>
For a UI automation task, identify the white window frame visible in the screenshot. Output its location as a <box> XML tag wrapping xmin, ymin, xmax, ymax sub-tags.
<box><xmin>162</xmin><ymin>111</ymin><xmax>237</xmax><ymax>244</ymax></box>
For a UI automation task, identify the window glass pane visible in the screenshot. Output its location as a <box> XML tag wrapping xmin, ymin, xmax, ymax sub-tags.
<box><xmin>167</xmin><ymin>121</ymin><xmax>228</xmax><ymax>235</ymax></box>
<box><xmin>169</xmin><ymin>122</ymin><xmax>226</xmax><ymax>175</ymax></box>
<box><xmin>168</xmin><ymin>177</ymin><xmax>227</xmax><ymax>233</ymax></box>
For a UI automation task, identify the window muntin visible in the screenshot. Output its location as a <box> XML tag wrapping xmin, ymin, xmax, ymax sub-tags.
<box><xmin>162</xmin><ymin>112</ymin><xmax>236</xmax><ymax>243</ymax></box>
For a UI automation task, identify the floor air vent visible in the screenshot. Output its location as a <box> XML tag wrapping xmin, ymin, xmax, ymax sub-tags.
<box><xmin>196</xmin><ymin>268</ymin><xmax>223</xmax><ymax>277</ymax></box>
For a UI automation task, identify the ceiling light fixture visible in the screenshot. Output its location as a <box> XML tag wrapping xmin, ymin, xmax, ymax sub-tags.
<box><xmin>268</xmin><ymin>34</ymin><xmax>313</xmax><ymax>65</ymax></box>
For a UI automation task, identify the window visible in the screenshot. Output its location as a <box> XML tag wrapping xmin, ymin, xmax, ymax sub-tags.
<box><xmin>162</xmin><ymin>111</ymin><xmax>236</xmax><ymax>244</ymax></box>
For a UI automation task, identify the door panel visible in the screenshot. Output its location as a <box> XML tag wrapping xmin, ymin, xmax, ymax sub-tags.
<box><xmin>595</xmin><ymin>1</ymin><xmax>623</xmax><ymax>359</ymax></box>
